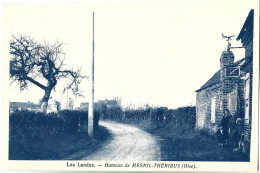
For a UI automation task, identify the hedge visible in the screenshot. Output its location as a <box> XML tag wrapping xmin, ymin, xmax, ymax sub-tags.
<box><xmin>9</xmin><ymin>110</ymin><xmax>100</xmax><ymax>142</ymax></box>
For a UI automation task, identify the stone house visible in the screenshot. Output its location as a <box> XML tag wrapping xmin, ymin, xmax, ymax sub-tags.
<box><xmin>9</xmin><ymin>102</ymin><xmax>41</xmax><ymax>113</ymax></box>
<box><xmin>195</xmin><ymin>10</ymin><xmax>254</xmax><ymax>154</ymax></box>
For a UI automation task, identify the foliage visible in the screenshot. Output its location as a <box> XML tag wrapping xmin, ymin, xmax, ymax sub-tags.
<box><xmin>172</xmin><ymin>106</ymin><xmax>196</xmax><ymax>128</ymax></box>
<box><xmin>9</xmin><ymin>110</ymin><xmax>102</xmax><ymax>160</ymax></box>
<box><xmin>98</xmin><ymin>104</ymin><xmax>196</xmax><ymax>129</ymax></box>
<box><xmin>9</xmin><ymin>110</ymin><xmax>100</xmax><ymax>142</ymax></box>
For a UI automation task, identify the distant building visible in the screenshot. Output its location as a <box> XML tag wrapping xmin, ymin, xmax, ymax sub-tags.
<box><xmin>76</xmin><ymin>102</ymin><xmax>89</xmax><ymax>111</ymax></box>
<box><xmin>9</xmin><ymin>102</ymin><xmax>41</xmax><ymax>113</ymax></box>
<box><xmin>195</xmin><ymin>10</ymin><xmax>254</xmax><ymax>154</ymax></box>
<box><xmin>9</xmin><ymin>100</ymin><xmax>61</xmax><ymax>113</ymax></box>
<box><xmin>77</xmin><ymin>99</ymin><xmax>118</xmax><ymax>111</ymax></box>
<box><xmin>96</xmin><ymin>99</ymin><xmax>117</xmax><ymax>108</ymax></box>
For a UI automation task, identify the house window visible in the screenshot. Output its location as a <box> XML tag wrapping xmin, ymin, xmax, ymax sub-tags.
<box><xmin>228</xmin><ymin>85</ymin><xmax>237</xmax><ymax>114</ymax></box>
<box><xmin>211</xmin><ymin>97</ymin><xmax>216</xmax><ymax>123</ymax></box>
<box><xmin>244</xmin><ymin>73</ymin><xmax>250</xmax><ymax>124</ymax></box>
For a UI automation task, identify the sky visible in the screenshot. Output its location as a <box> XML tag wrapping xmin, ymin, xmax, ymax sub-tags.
<box><xmin>3</xmin><ymin>0</ymin><xmax>257</xmax><ymax>109</ymax></box>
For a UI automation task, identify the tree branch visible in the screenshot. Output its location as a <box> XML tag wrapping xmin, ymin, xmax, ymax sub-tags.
<box><xmin>25</xmin><ymin>76</ymin><xmax>47</xmax><ymax>90</ymax></box>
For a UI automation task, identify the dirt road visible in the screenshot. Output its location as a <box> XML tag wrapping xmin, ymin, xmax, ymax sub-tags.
<box><xmin>84</xmin><ymin>121</ymin><xmax>161</xmax><ymax>161</ymax></box>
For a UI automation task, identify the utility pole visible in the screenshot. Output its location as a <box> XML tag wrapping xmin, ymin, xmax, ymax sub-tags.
<box><xmin>88</xmin><ymin>12</ymin><xmax>95</xmax><ymax>139</ymax></box>
<box><xmin>67</xmin><ymin>83</ymin><xmax>69</xmax><ymax>109</ymax></box>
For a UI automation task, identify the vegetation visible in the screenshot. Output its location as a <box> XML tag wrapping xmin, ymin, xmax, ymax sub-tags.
<box><xmin>9</xmin><ymin>106</ymin><xmax>248</xmax><ymax>161</ymax></box>
<box><xmin>99</xmin><ymin>105</ymin><xmax>196</xmax><ymax>131</ymax></box>
<box><xmin>9</xmin><ymin>35</ymin><xmax>86</xmax><ymax>113</ymax></box>
<box><xmin>9</xmin><ymin>110</ymin><xmax>103</xmax><ymax>160</ymax></box>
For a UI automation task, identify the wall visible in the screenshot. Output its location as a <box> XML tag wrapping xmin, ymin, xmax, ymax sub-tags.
<box><xmin>196</xmin><ymin>83</ymin><xmax>221</xmax><ymax>132</ymax></box>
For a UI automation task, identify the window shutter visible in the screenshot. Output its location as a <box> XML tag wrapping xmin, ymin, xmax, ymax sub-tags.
<box><xmin>211</xmin><ymin>97</ymin><xmax>216</xmax><ymax>123</ymax></box>
<box><xmin>244</xmin><ymin>73</ymin><xmax>250</xmax><ymax>124</ymax></box>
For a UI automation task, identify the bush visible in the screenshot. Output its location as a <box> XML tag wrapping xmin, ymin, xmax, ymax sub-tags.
<box><xmin>9</xmin><ymin>110</ymin><xmax>101</xmax><ymax>142</ymax></box>
<box><xmin>172</xmin><ymin>106</ymin><xmax>196</xmax><ymax>128</ymax></box>
<box><xmin>196</xmin><ymin>127</ymin><xmax>216</xmax><ymax>139</ymax></box>
<box><xmin>9</xmin><ymin>110</ymin><xmax>101</xmax><ymax>160</ymax></box>
<box><xmin>100</xmin><ymin>105</ymin><xmax>196</xmax><ymax>131</ymax></box>
<box><xmin>58</xmin><ymin>110</ymin><xmax>88</xmax><ymax>134</ymax></box>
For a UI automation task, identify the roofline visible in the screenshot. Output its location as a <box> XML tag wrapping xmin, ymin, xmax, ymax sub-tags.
<box><xmin>195</xmin><ymin>81</ymin><xmax>220</xmax><ymax>92</ymax></box>
<box><xmin>195</xmin><ymin>56</ymin><xmax>245</xmax><ymax>92</ymax></box>
<box><xmin>237</xmin><ymin>9</ymin><xmax>254</xmax><ymax>41</ymax></box>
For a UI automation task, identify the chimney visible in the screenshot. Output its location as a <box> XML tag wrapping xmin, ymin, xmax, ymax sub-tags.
<box><xmin>220</xmin><ymin>51</ymin><xmax>235</xmax><ymax>69</ymax></box>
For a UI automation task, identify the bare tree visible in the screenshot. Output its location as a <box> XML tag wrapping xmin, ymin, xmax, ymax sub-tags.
<box><xmin>10</xmin><ymin>35</ymin><xmax>86</xmax><ymax>113</ymax></box>
<box><xmin>113</xmin><ymin>96</ymin><xmax>122</xmax><ymax>108</ymax></box>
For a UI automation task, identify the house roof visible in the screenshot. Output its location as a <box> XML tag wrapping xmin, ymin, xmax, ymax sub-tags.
<box><xmin>196</xmin><ymin>10</ymin><xmax>253</xmax><ymax>93</ymax></box>
<box><xmin>195</xmin><ymin>58</ymin><xmax>245</xmax><ymax>92</ymax></box>
<box><xmin>9</xmin><ymin>102</ymin><xmax>41</xmax><ymax>109</ymax></box>
<box><xmin>237</xmin><ymin>9</ymin><xmax>254</xmax><ymax>41</ymax></box>
<box><xmin>195</xmin><ymin>70</ymin><xmax>220</xmax><ymax>92</ymax></box>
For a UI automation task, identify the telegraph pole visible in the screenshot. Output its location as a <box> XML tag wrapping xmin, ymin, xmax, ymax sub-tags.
<box><xmin>88</xmin><ymin>12</ymin><xmax>95</xmax><ymax>139</ymax></box>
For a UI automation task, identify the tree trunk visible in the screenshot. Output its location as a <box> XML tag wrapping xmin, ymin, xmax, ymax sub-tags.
<box><xmin>41</xmin><ymin>88</ymin><xmax>52</xmax><ymax>114</ymax></box>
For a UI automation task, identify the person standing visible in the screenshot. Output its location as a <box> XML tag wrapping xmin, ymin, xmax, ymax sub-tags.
<box><xmin>216</xmin><ymin>126</ymin><xmax>225</xmax><ymax>149</ymax></box>
<box><xmin>219</xmin><ymin>109</ymin><xmax>232</xmax><ymax>146</ymax></box>
<box><xmin>230</xmin><ymin>118</ymin><xmax>244</xmax><ymax>151</ymax></box>
<box><xmin>228</xmin><ymin>112</ymin><xmax>237</xmax><ymax>149</ymax></box>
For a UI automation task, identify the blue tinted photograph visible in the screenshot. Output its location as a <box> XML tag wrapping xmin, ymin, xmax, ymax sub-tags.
<box><xmin>4</xmin><ymin>1</ymin><xmax>256</xmax><ymax>166</ymax></box>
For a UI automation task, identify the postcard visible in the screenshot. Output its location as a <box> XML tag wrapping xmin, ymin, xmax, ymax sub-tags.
<box><xmin>1</xmin><ymin>0</ymin><xmax>259</xmax><ymax>172</ymax></box>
